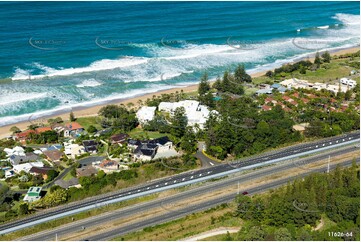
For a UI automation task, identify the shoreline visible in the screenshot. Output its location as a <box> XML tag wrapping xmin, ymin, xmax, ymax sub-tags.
<box><xmin>0</xmin><ymin>46</ymin><xmax>359</xmax><ymax>138</ymax></box>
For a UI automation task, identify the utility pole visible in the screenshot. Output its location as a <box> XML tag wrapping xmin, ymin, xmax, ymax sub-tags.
<box><xmin>55</xmin><ymin>233</ymin><xmax>58</xmax><ymax>241</ymax></box>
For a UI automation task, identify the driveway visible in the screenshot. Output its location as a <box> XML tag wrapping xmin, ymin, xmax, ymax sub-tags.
<box><xmin>194</xmin><ymin>142</ymin><xmax>219</xmax><ymax>168</ymax></box>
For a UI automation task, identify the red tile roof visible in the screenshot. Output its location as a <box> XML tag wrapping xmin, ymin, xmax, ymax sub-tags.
<box><xmin>16</xmin><ymin>130</ymin><xmax>36</xmax><ymax>139</ymax></box>
<box><xmin>261</xmin><ymin>105</ymin><xmax>272</xmax><ymax>111</ymax></box>
<box><xmin>35</xmin><ymin>127</ymin><xmax>52</xmax><ymax>133</ymax></box>
<box><xmin>292</xmin><ymin>93</ymin><xmax>299</xmax><ymax>98</ymax></box>
<box><xmin>66</xmin><ymin>122</ymin><xmax>83</xmax><ymax>130</ymax></box>
<box><xmin>301</xmin><ymin>98</ymin><xmax>309</xmax><ymax>104</ymax></box>
<box><xmin>282</xmin><ymin>96</ymin><xmax>293</xmax><ymax>101</ymax></box>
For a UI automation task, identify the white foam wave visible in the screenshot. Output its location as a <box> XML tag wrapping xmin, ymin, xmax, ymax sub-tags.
<box><xmin>76</xmin><ymin>79</ymin><xmax>102</xmax><ymax>88</ymax></box>
<box><xmin>11</xmin><ymin>57</ymin><xmax>149</xmax><ymax>80</ymax></box>
<box><xmin>317</xmin><ymin>25</ymin><xmax>329</xmax><ymax>29</ymax></box>
<box><xmin>0</xmin><ymin>92</ymin><xmax>47</xmax><ymax>106</ymax></box>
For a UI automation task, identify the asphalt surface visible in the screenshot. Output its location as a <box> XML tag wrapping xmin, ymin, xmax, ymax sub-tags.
<box><xmin>0</xmin><ymin>131</ymin><xmax>359</xmax><ymax>235</ymax></box>
<box><xmin>19</xmin><ymin>145</ymin><xmax>359</xmax><ymax>241</ymax></box>
<box><xmin>85</xmin><ymin>158</ymin><xmax>359</xmax><ymax>241</ymax></box>
<box><xmin>194</xmin><ymin>141</ymin><xmax>217</xmax><ymax>168</ymax></box>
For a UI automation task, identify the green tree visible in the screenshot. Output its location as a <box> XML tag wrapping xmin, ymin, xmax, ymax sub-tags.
<box><xmin>314</xmin><ymin>52</ymin><xmax>321</xmax><ymax>68</ymax></box>
<box><xmin>10</xmin><ymin>126</ymin><xmax>21</xmax><ymax>134</ymax></box>
<box><xmin>46</xmin><ymin>170</ymin><xmax>59</xmax><ymax>183</ymax></box>
<box><xmin>170</xmin><ymin>107</ymin><xmax>187</xmax><ymax>138</ymax></box>
<box><xmin>70</xmin><ymin>111</ymin><xmax>76</xmax><ymax>122</ymax></box>
<box><xmin>246</xmin><ymin>226</ymin><xmax>265</xmax><ymax>241</ymax></box>
<box><xmin>234</xmin><ymin>64</ymin><xmax>252</xmax><ymax>83</ymax></box>
<box><xmin>321</xmin><ymin>51</ymin><xmax>331</xmax><ymax>63</ymax></box>
<box><xmin>87</xmin><ymin>125</ymin><xmax>98</xmax><ymax>134</ymax></box>
<box><xmin>18</xmin><ymin>203</ymin><xmax>29</xmax><ymax>215</ymax></box>
<box><xmin>274</xmin><ymin>227</ymin><xmax>292</xmax><ymax>241</ymax></box>
<box><xmin>198</xmin><ymin>73</ymin><xmax>210</xmax><ymax>96</ymax></box>
<box><xmin>180</xmin><ymin>127</ymin><xmax>197</xmax><ymax>153</ymax></box>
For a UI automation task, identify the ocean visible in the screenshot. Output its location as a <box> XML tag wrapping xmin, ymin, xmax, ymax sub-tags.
<box><xmin>0</xmin><ymin>1</ymin><xmax>359</xmax><ymax>126</ymax></box>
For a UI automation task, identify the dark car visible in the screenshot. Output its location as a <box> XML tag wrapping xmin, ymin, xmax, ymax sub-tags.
<box><xmin>242</xmin><ymin>191</ymin><xmax>249</xmax><ymax>195</ymax></box>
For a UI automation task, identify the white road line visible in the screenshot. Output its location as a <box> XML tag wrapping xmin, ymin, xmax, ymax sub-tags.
<box><xmin>316</xmin><ymin>145</ymin><xmax>318</xmax><ymax>148</ymax></box>
<box><xmin>322</xmin><ymin>144</ymin><xmax>325</xmax><ymax>146</ymax></box>
<box><xmin>147</xmin><ymin>187</ymin><xmax>150</xmax><ymax>190</ymax></box>
<box><xmin>174</xmin><ymin>180</ymin><xmax>177</xmax><ymax>183</ymax></box>
<box><xmin>209</xmin><ymin>162</ymin><xmax>214</xmax><ymax>166</ymax></box>
<box><xmin>343</xmin><ymin>139</ymin><xmax>345</xmax><ymax>141</ymax></box>
<box><xmin>156</xmin><ymin>185</ymin><xmax>159</xmax><ymax>188</ymax></box>
<box><xmin>182</xmin><ymin>178</ymin><xmax>185</xmax><ymax>181</ymax></box>
<box><xmin>165</xmin><ymin>182</ymin><xmax>168</xmax><ymax>185</ymax></box>
<box><xmin>190</xmin><ymin>176</ymin><xmax>194</xmax><ymax>179</ymax></box>
<box><xmin>137</xmin><ymin>189</ymin><xmax>140</xmax><ymax>192</ymax></box>
<box><xmin>199</xmin><ymin>174</ymin><xmax>202</xmax><ymax>177</ymax></box>
<box><xmin>207</xmin><ymin>171</ymin><xmax>211</xmax><ymax>174</ymax></box>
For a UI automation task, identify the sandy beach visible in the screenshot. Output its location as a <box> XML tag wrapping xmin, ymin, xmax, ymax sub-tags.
<box><xmin>0</xmin><ymin>46</ymin><xmax>359</xmax><ymax>139</ymax></box>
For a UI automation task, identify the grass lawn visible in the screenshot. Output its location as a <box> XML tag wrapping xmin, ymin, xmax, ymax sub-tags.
<box><xmin>128</xmin><ymin>127</ymin><xmax>167</xmax><ymax>140</ymax></box>
<box><xmin>62</xmin><ymin>171</ymin><xmax>75</xmax><ymax>181</ymax></box>
<box><xmin>75</xmin><ymin>117</ymin><xmax>102</xmax><ymax>131</ymax></box>
<box><xmin>252</xmin><ymin>54</ymin><xmax>359</xmax><ymax>85</ymax></box>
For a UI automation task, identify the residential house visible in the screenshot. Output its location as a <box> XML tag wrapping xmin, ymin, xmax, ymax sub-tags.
<box><xmin>63</xmin><ymin>122</ymin><xmax>84</xmax><ymax>137</ymax></box>
<box><xmin>136</xmin><ymin>106</ymin><xmax>156</xmax><ymax>124</ymax></box>
<box><xmin>43</xmin><ymin>150</ymin><xmax>63</xmax><ymax>163</ymax></box>
<box><xmin>23</xmin><ymin>186</ymin><xmax>42</xmax><ymax>202</ymax></box>
<box><xmin>8</xmin><ymin>153</ymin><xmax>39</xmax><ymax>166</ymax></box>
<box><xmin>12</xmin><ymin>162</ymin><xmax>44</xmax><ymax>174</ymax></box>
<box><xmin>15</xmin><ymin>130</ymin><xmax>36</xmax><ymax>143</ymax></box>
<box><xmin>148</xmin><ymin>136</ymin><xmax>173</xmax><ymax>153</ymax></box>
<box><xmin>64</xmin><ymin>142</ymin><xmax>86</xmax><ymax>159</ymax></box>
<box><xmin>35</xmin><ymin>127</ymin><xmax>52</xmax><ymax>134</ymax></box>
<box><xmin>261</xmin><ymin>105</ymin><xmax>272</xmax><ymax>111</ymax></box>
<box><xmin>110</xmin><ymin>133</ymin><xmax>129</xmax><ymax>145</ymax></box>
<box><xmin>92</xmin><ymin>159</ymin><xmax>128</xmax><ymax>173</ymax></box>
<box><xmin>55</xmin><ymin>178</ymin><xmax>80</xmax><ymax>189</ymax></box>
<box><xmin>29</xmin><ymin>167</ymin><xmax>54</xmax><ymax>180</ymax></box>
<box><xmin>255</xmin><ymin>89</ymin><xmax>273</xmax><ymax>95</ymax></box>
<box><xmin>134</xmin><ymin>143</ymin><xmax>158</xmax><ymax>161</ymax></box>
<box><xmin>5</xmin><ymin>169</ymin><xmax>15</xmax><ymax>178</ymax></box>
<box><xmin>3</xmin><ymin>146</ymin><xmax>25</xmax><ymax>157</ymax></box>
<box><xmin>82</xmin><ymin>140</ymin><xmax>98</xmax><ymax>153</ymax></box>
<box><xmin>76</xmin><ymin>166</ymin><xmax>98</xmax><ymax>177</ymax></box>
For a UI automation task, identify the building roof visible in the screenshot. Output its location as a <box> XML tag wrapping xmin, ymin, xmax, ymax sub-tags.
<box><xmin>261</xmin><ymin>105</ymin><xmax>272</xmax><ymax>111</ymax></box>
<box><xmin>149</xmin><ymin>136</ymin><xmax>170</xmax><ymax>146</ymax></box>
<box><xmin>27</xmin><ymin>186</ymin><xmax>42</xmax><ymax>196</ymax></box>
<box><xmin>29</xmin><ymin>166</ymin><xmax>54</xmax><ymax>175</ymax></box>
<box><xmin>43</xmin><ymin>150</ymin><xmax>63</xmax><ymax>161</ymax></box>
<box><xmin>65</xmin><ymin>122</ymin><xmax>83</xmax><ymax>131</ymax></box>
<box><xmin>76</xmin><ymin>166</ymin><xmax>98</xmax><ymax>177</ymax></box>
<box><xmin>99</xmin><ymin>160</ymin><xmax>119</xmax><ymax>168</ymax></box>
<box><xmin>16</xmin><ymin>130</ymin><xmax>36</xmax><ymax>139</ymax></box>
<box><xmin>110</xmin><ymin>133</ymin><xmax>129</xmax><ymax>143</ymax></box>
<box><xmin>35</xmin><ymin>127</ymin><xmax>52</xmax><ymax>133</ymax></box>
<box><xmin>55</xmin><ymin>178</ymin><xmax>79</xmax><ymax>189</ymax></box>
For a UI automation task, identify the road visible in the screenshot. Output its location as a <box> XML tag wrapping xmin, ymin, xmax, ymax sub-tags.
<box><xmin>19</xmin><ymin>145</ymin><xmax>359</xmax><ymax>241</ymax></box>
<box><xmin>194</xmin><ymin>141</ymin><xmax>217</xmax><ymax>168</ymax></box>
<box><xmin>85</xmin><ymin>158</ymin><xmax>359</xmax><ymax>241</ymax></box>
<box><xmin>0</xmin><ymin>131</ymin><xmax>359</xmax><ymax>235</ymax></box>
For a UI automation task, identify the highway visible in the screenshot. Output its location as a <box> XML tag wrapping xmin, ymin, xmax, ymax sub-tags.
<box><xmin>85</xmin><ymin>158</ymin><xmax>359</xmax><ymax>241</ymax></box>
<box><xmin>0</xmin><ymin>131</ymin><xmax>359</xmax><ymax>235</ymax></box>
<box><xmin>19</xmin><ymin>145</ymin><xmax>359</xmax><ymax>241</ymax></box>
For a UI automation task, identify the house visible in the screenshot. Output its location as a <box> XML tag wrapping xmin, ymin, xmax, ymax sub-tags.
<box><xmin>15</xmin><ymin>130</ymin><xmax>36</xmax><ymax>143</ymax></box>
<box><xmin>265</xmin><ymin>97</ymin><xmax>277</xmax><ymax>105</ymax></box>
<box><xmin>301</xmin><ymin>98</ymin><xmax>310</xmax><ymax>104</ymax></box>
<box><xmin>29</xmin><ymin>167</ymin><xmax>54</xmax><ymax>180</ymax></box>
<box><xmin>134</xmin><ymin>143</ymin><xmax>158</xmax><ymax>161</ymax></box>
<box><xmin>149</xmin><ymin>136</ymin><xmax>173</xmax><ymax>153</ymax></box>
<box><xmin>63</xmin><ymin>122</ymin><xmax>84</xmax><ymax>137</ymax></box>
<box><xmin>43</xmin><ymin>150</ymin><xmax>63</xmax><ymax>163</ymax></box>
<box><xmin>282</xmin><ymin>96</ymin><xmax>293</xmax><ymax>102</ymax></box>
<box><xmin>259</xmin><ymin>84</ymin><xmax>271</xmax><ymax>89</ymax></box>
<box><xmin>110</xmin><ymin>133</ymin><xmax>129</xmax><ymax>144</ymax></box>
<box><xmin>82</xmin><ymin>140</ymin><xmax>98</xmax><ymax>153</ymax></box>
<box><xmin>76</xmin><ymin>166</ymin><xmax>98</xmax><ymax>177</ymax></box>
<box><xmin>64</xmin><ymin>142</ymin><xmax>86</xmax><ymax>159</ymax></box>
<box><xmin>5</xmin><ymin>169</ymin><xmax>15</xmax><ymax>178</ymax></box>
<box><xmin>136</xmin><ymin>106</ymin><xmax>156</xmax><ymax>124</ymax></box>
<box><xmin>255</xmin><ymin>89</ymin><xmax>273</xmax><ymax>95</ymax></box>
<box><xmin>47</xmin><ymin>144</ymin><xmax>63</xmax><ymax>151</ymax></box>
<box><xmin>55</xmin><ymin>178</ymin><xmax>80</xmax><ymax>189</ymax></box>
<box><xmin>12</xmin><ymin>161</ymin><xmax>44</xmax><ymax>174</ymax></box>
<box><xmin>8</xmin><ymin>153</ymin><xmax>39</xmax><ymax>166</ymax></box>
<box><xmin>92</xmin><ymin>159</ymin><xmax>128</xmax><ymax>173</ymax></box>
<box><xmin>158</xmin><ymin>100</ymin><xmax>217</xmax><ymax>129</ymax></box>
<box><xmin>23</xmin><ymin>186</ymin><xmax>42</xmax><ymax>202</ymax></box>
<box><xmin>261</xmin><ymin>105</ymin><xmax>272</xmax><ymax>111</ymax></box>
<box><xmin>3</xmin><ymin>146</ymin><xmax>25</xmax><ymax>157</ymax></box>
<box><xmin>35</xmin><ymin>127</ymin><xmax>52</xmax><ymax>134</ymax></box>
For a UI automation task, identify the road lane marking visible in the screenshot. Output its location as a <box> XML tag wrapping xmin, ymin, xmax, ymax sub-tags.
<box><xmin>209</xmin><ymin>162</ymin><xmax>214</xmax><ymax>166</ymax></box>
